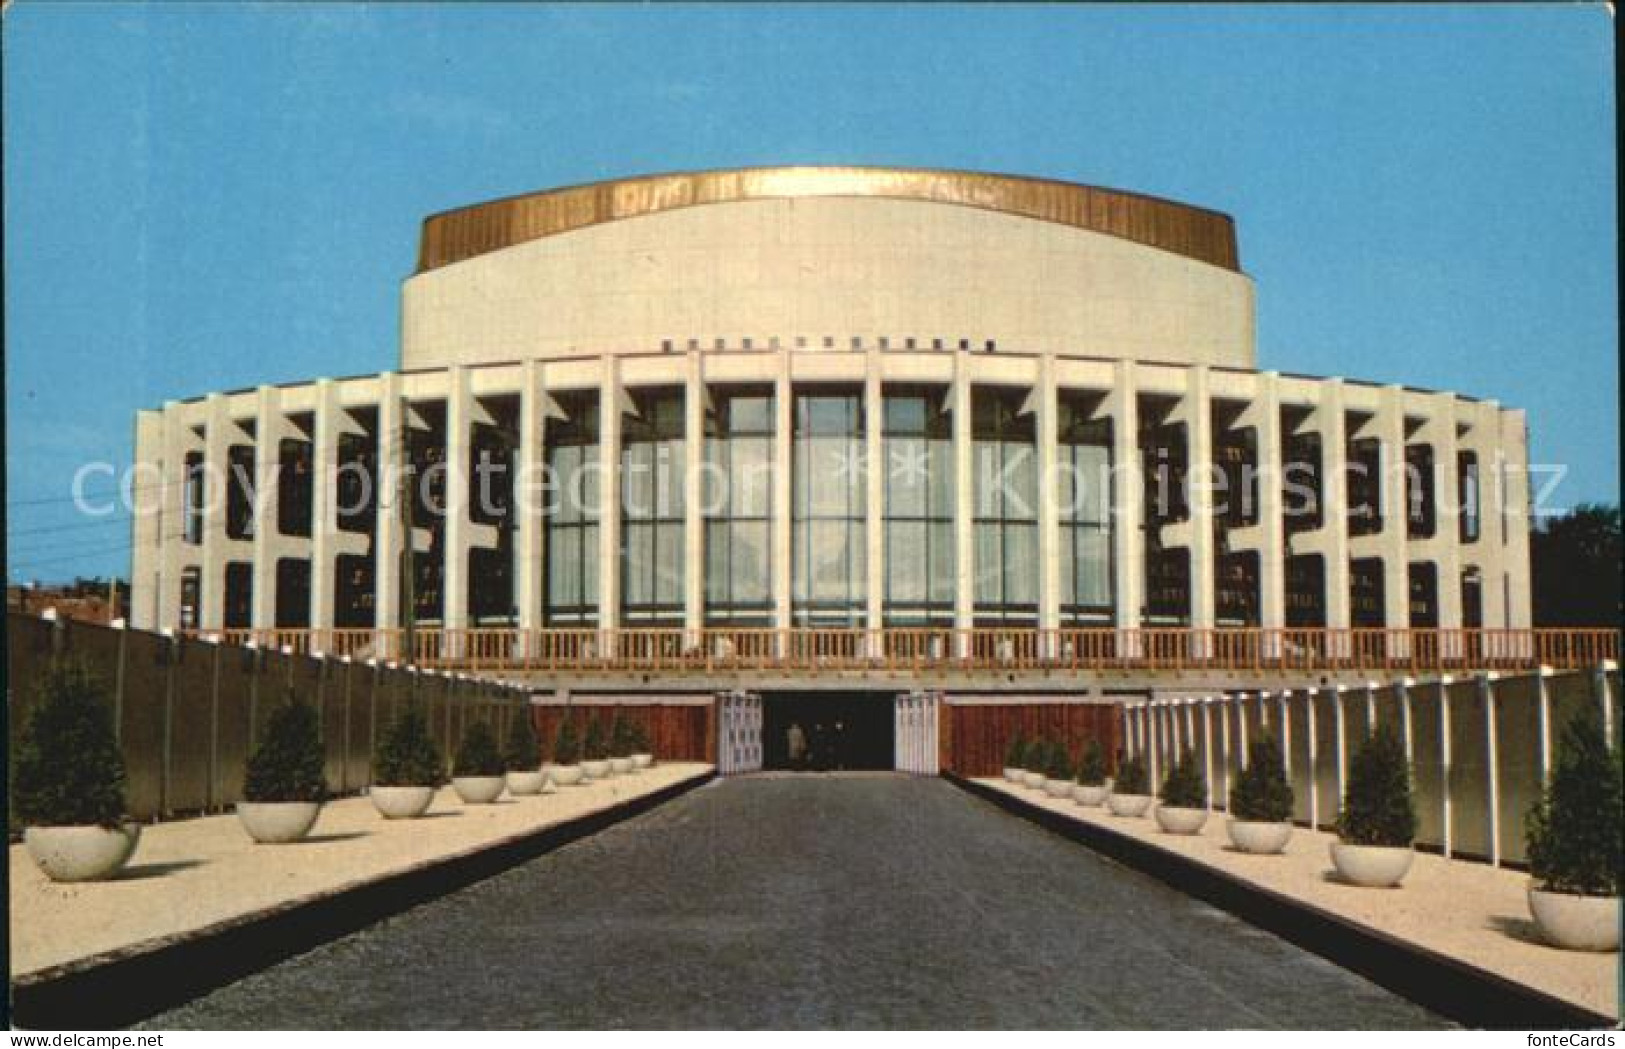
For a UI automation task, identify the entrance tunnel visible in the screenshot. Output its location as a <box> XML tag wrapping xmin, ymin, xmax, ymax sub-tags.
<box><xmin>762</xmin><ymin>692</ymin><xmax>896</xmax><ymax>771</ymax></box>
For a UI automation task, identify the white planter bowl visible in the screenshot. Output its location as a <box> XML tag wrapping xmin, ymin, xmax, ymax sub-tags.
<box><xmin>1227</xmin><ymin>819</ymin><xmax>1292</xmax><ymax>854</ymax></box>
<box><xmin>548</xmin><ymin>764</ymin><xmax>585</xmax><ymax>786</ymax></box>
<box><xmin>1155</xmin><ymin>805</ymin><xmax>1209</xmax><ymax>835</ymax></box>
<box><xmin>1073</xmin><ymin>783</ymin><xmax>1108</xmax><ymax>807</ymax></box>
<box><xmin>1527</xmin><ymin>887</ymin><xmax>1621</xmax><ymax>952</ymax></box>
<box><xmin>1106</xmin><ymin>792</ymin><xmax>1153</xmax><ymax>818</ymax></box>
<box><xmin>24</xmin><ymin>824</ymin><xmax>140</xmax><ymax>882</ymax></box>
<box><xmin>632</xmin><ymin>753</ymin><xmax>654</xmax><ymax>769</ymax></box>
<box><xmin>371</xmin><ymin>784</ymin><xmax>435</xmax><ymax>819</ymax></box>
<box><xmin>1002</xmin><ymin>767</ymin><xmax>1022</xmax><ymax>783</ymax></box>
<box><xmin>237</xmin><ymin>801</ymin><xmax>321</xmax><ymax>843</ymax></box>
<box><xmin>1330</xmin><ymin>842</ymin><xmax>1414</xmax><ymax>887</ymax></box>
<box><xmin>1042</xmin><ymin>778</ymin><xmax>1074</xmax><ymax>799</ymax></box>
<box><xmin>582</xmin><ymin>759</ymin><xmax>611</xmax><ymax>779</ymax></box>
<box><xmin>1020</xmin><ymin>770</ymin><xmax>1045</xmax><ymax>789</ymax></box>
<box><xmin>505</xmin><ymin>770</ymin><xmax>546</xmax><ymax>796</ymax></box>
<box><xmin>453</xmin><ymin>775</ymin><xmax>506</xmax><ymax>803</ymax></box>
<box><xmin>609</xmin><ymin>756</ymin><xmax>635</xmax><ymax>775</ymax></box>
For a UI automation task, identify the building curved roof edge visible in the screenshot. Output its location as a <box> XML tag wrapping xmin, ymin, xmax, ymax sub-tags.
<box><xmin>414</xmin><ymin>165</ymin><xmax>1242</xmax><ymax>275</ymax></box>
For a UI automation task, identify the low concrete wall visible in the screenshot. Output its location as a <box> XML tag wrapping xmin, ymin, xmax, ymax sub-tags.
<box><xmin>8</xmin><ymin>613</ymin><xmax>529</xmax><ymax>823</ymax></box>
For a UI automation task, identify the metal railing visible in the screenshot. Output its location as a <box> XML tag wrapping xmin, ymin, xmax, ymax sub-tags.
<box><xmin>180</xmin><ymin>626</ymin><xmax>1620</xmax><ymax>675</ymax></box>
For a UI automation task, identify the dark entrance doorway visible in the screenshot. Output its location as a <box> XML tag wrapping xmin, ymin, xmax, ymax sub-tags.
<box><xmin>763</xmin><ymin>692</ymin><xmax>894</xmax><ymax>771</ymax></box>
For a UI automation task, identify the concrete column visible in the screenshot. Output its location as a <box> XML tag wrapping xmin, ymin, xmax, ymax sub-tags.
<box><xmin>684</xmin><ymin>351</ymin><xmax>706</xmax><ymax>641</ymax></box>
<box><xmin>517</xmin><ymin>360</ymin><xmax>547</xmax><ymax>638</ymax></box>
<box><xmin>1111</xmin><ymin>361</ymin><xmax>1144</xmax><ymax>649</ymax></box>
<box><xmin>1201</xmin><ymin>699</ymin><xmax>1215</xmax><ymax>809</ymax></box>
<box><xmin>444</xmin><ymin>366</ymin><xmax>473</xmax><ymax>647</ymax></box>
<box><xmin>1466</xmin><ymin>400</ymin><xmax>1508</xmax><ymax>630</ymax></box>
<box><xmin>250</xmin><ymin>386</ymin><xmax>283</xmax><ymax>632</ymax></box>
<box><xmin>865</xmin><ymin>347</ymin><xmax>885</xmax><ymax>646</ymax></box>
<box><xmin>309</xmin><ymin>379</ymin><xmax>342</xmax><ymax>645</ymax></box>
<box><xmin>131</xmin><ymin>410</ymin><xmax>165</xmax><ymax>630</ymax></box>
<box><xmin>598</xmin><ymin>357</ymin><xmax>623</xmax><ymax>636</ymax></box>
<box><xmin>1500</xmin><ymin>410</ymin><xmax>1533</xmax><ymax>630</ymax></box>
<box><xmin>199</xmin><ymin>393</ymin><xmax>233</xmax><ymax>633</ymax></box>
<box><xmin>1439</xmin><ymin>675</ymin><xmax>1454</xmax><ymax>857</ymax></box>
<box><xmin>1420</xmin><ymin>394</ymin><xmax>1464</xmax><ymax>637</ymax></box>
<box><xmin>1306</xmin><ymin>688</ymin><xmax>1320</xmax><ymax>828</ymax></box>
<box><xmin>952</xmin><ymin>351</ymin><xmax>975</xmax><ymax>651</ymax></box>
<box><xmin>1481</xmin><ymin>672</ymin><xmax>1501</xmax><ymax>865</ymax></box>
<box><xmin>1320</xmin><ymin>380</ymin><xmax>1352</xmax><ymax>636</ymax></box>
<box><xmin>773</xmin><ymin>353</ymin><xmax>793</xmax><ymax>636</ymax></box>
<box><xmin>1037</xmin><ymin>352</ymin><xmax>1061</xmax><ymax>640</ymax></box>
<box><xmin>1376</xmin><ymin>387</ymin><xmax>1410</xmax><ymax>632</ymax></box>
<box><xmin>1185</xmin><ymin>366</ymin><xmax>1216</xmax><ymax>641</ymax></box>
<box><xmin>374</xmin><ymin>374</ymin><xmax>403</xmax><ymax>655</ymax></box>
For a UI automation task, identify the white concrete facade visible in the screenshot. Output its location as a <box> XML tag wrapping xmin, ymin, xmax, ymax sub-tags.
<box><xmin>128</xmin><ymin>169</ymin><xmax>1531</xmax><ymax>647</ymax></box>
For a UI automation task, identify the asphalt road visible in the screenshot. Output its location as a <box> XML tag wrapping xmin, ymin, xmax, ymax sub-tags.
<box><xmin>145</xmin><ymin>775</ymin><xmax>1447</xmax><ymax>1029</ymax></box>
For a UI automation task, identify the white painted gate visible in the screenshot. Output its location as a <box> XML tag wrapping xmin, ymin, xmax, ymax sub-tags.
<box><xmin>893</xmin><ymin>691</ymin><xmax>941</xmax><ymax>774</ymax></box>
<box><xmin>716</xmin><ymin>690</ymin><xmax>762</xmax><ymax>774</ymax></box>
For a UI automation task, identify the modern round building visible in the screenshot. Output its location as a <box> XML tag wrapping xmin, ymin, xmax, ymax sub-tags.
<box><xmin>131</xmin><ymin>166</ymin><xmax>1534</xmax><ymax>737</ymax></box>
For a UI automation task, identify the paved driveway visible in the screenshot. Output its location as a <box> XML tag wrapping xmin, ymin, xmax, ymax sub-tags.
<box><xmin>146</xmin><ymin>775</ymin><xmax>1446</xmax><ymax>1029</ymax></box>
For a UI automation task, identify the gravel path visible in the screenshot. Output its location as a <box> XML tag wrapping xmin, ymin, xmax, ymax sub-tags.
<box><xmin>145</xmin><ymin>775</ymin><xmax>1447</xmax><ymax>1029</ymax></box>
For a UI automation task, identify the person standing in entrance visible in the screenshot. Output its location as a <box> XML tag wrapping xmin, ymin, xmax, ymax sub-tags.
<box><xmin>787</xmin><ymin>721</ymin><xmax>807</xmax><ymax>770</ymax></box>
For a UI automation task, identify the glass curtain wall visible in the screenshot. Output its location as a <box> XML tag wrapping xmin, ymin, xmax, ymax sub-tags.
<box><xmin>543</xmin><ymin>392</ymin><xmax>600</xmax><ymax>625</ymax></box>
<box><xmin>621</xmin><ymin>388</ymin><xmax>685</xmax><ymax>626</ymax></box>
<box><xmin>704</xmin><ymin>388</ymin><xmax>773</xmax><ymax>624</ymax></box>
<box><xmin>1057</xmin><ymin>394</ymin><xmax>1112</xmax><ymax>623</ymax></box>
<box><xmin>792</xmin><ymin>391</ymin><xmax>866</xmax><ymax>627</ymax></box>
<box><xmin>972</xmin><ymin>387</ymin><xmax>1037</xmax><ymax>624</ymax></box>
<box><xmin>882</xmin><ymin>388</ymin><xmax>954</xmax><ymax>625</ymax></box>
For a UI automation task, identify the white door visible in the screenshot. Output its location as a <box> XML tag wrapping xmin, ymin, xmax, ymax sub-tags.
<box><xmin>893</xmin><ymin>691</ymin><xmax>940</xmax><ymax>774</ymax></box>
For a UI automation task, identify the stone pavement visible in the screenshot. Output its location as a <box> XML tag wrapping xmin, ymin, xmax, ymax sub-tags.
<box><xmin>145</xmin><ymin>775</ymin><xmax>1446</xmax><ymax>1029</ymax></box>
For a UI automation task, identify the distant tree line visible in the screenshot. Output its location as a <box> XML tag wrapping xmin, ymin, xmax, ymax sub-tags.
<box><xmin>1531</xmin><ymin>503</ymin><xmax>1621</xmax><ymax>627</ymax></box>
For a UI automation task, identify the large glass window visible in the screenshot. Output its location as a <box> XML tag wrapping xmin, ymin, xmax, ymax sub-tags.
<box><xmin>406</xmin><ymin>403</ymin><xmax>445</xmax><ymax>623</ymax></box>
<box><xmin>1405</xmin><ymin>444</ymin><xmax>1436</xmax><ymax>539</ymax></box>
<box><xmin>543</xmin><ymin>393</ymin><xmax>600</xmax><ymax>625</ymax></box>
<box><xmin>223</xmin><ymin>562</ymin><xmax>252</xmax><ymax>629</ymax></box>
<box><xmin>793</xmin><ymin>391</ymin><xmax>865</xmax><ymax>626</ymax></box>
<box><xmin>883</xmin><ymin>388</ymin><xmax>954</xmax><ymax>625</ymax></box>
<box><xmin>1458</xmin><ymin>450</ymin><xmax>1480</xmax><ymax>543</ymax></box>
<box><xmin>1408</xmin><ymin>562</ymin><xmax>1439</xmax><ymax>628</ymax></box>
<box><xmin>335</xmin><ymin>553</ymin><xmax>375</xmax><ymax>628</ymax></box>
<box><xmin>336</xmin><ymin>410</ymin><xmax>378</xmax><ymax>536</ymax></box>
<box><xmin>183</xmin><ymin>451</ymin><xmax>205</xmax><ymax>546</ymax></box>
<box><xmin>275</xmin><ymin>557</ymin><xmax>311</xmax><ymax>628</ymax></box>
<box><xmin>1141</xmin><ymin>403</ymin><xmax>1189</xmax><ymax>625</ymax></box>
<box><xmin>705</xmin><ymin>388</ymin><xmax>773</xmax><ymax>624</ymax></box>
<box><xmin>226</xmin><ymin>445</ymin><xmax>255</xmax><ymax>541</ymax></box>
<box><xmin>1057</xmin><ymin>395</ymin><xmax>1112</xmax><ymax>623</ymax></box>
<box><xmin>1347</xmin><ymin>435</ymin><xmax>1382</xmax><ymax>536</ymax></box>
<box><xmin>1285</xmin><ymin>554</ymin><xmax>1326</xmax><ymax>628</ymax></box>
<box><xmin>277</xmin><ymin>438</ymin><xmax>314</xmax><ymax>538</ymax></box>
<box><xmin>1350</xmin><ymin>557</ymin><xmax>1386</xmax><ymax>628</ymax></box>
<box><xmin>973</xmin><ymin>388</ymin><xmax>1037</xmax><ymax>624</ymax></box>
<box><xmin>1282</xmin><ymin>425</ymin><xmax>1323</xmax><ymax>536</ymax></box>
<box><xmin>621</xmin><ymin>388</ymin><xmax>685</xmax><ymax>626</ymax></box>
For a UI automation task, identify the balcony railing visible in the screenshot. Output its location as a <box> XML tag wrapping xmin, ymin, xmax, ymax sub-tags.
<box><xmin>183</xmin><ymin>626</ymin><xmax>1620</xmax><ymax>676</ymax></box>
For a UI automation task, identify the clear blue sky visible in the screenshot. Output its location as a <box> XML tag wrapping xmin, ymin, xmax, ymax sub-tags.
<box><xmin>4</xmin><ymin>3</ymin><xmax>1616</xmax><ymax>583</ymax></box>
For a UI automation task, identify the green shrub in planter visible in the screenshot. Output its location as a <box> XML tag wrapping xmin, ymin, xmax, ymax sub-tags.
<box><xmin>1159</xmin><ymin>749</ymin><xmax>1206</xmax><ymax>808</ymax></box>
<box><xmin>1230</xmin><ymin>732</ymin><xmax>1293</xmax><ymax>822</ymax></box>
<box><xmin>583</xmin><ymin>716</ymin><xmax>610</xmax><ymax>761</ymax></box>
<box><xmin>14</xmin><ymin>659</ymin><xmax>126</xmax><ymax>828</ymax></box>
<box><xmin>1005</xmin><ymin>733</ymin><xmax>1029</xmax><ymax>770</ymax></box>
<box><xmin>454</xmin><ymin>723</ymin><xmax>504</xmax><ymax>777</ymax></box>
<box><xmin>1042</xmin><ymin>739</ymin><xmax>1073</xmax><ymax>781</ymax></box>
<box><xmin>552</xmin><ymin>716</ymin><xmax>583</xmax><ymax>764</ymax></box>
<box><xmin>1336</xmin><ymin>724</ymin><xmax>1416</xmax><ymax>847</ymax></box>
<box><xmin>628</xmin><ymin>719</ymin><xmax>652</xmax><ymax>755</ymax></box>
<box><xmin>1526</xmin><ymin>715</ymin><xmax>1624</xmax><ymax>897</ymax></box>
<box><xmin>503</xmin><ymin>710</ymin><xmax>540</xmax><ymax>772</ymax></box>
<box><xmin>610</xmin><ymin>713</ymin><xmax>636</xmax><ymax>758</ymax></box>
<box><xmin>374</xmin><ymin>706</ymin><xmax>443</xmax><ymax>787</ymax></box>
<box><xmin>1114</xmin><ymin>755</ymin><xmax>1149</xmax><ymax>795</ymax></box>
<box><xmin>1075</xmin><ymin>740</ymin><xmax>1107</xmax><ymax>786</ymax></box>
<box><xmin>244</xmin><ymin>691</ymin><xmax>327</xmax><ymax>802</ymax></box>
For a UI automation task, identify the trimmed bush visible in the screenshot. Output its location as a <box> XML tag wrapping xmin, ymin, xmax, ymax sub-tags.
<box><xmin>504</xmin><ymin>709</ymin><xmax>540</xmax><ymax>772</ymax></box>
<box><xmin>1159</xmin><ymin>748</ymin><xmax>1206</xmax><ymax>808</ymax></box>
<box><xmin>374</xmin><ymin>706</ymin><xmax>443</xmax><ymax>787</ymax></box>
<box><xmin>1042</xmin><ymin>739</ymin><xmax>1073</xmax><ymax>781</ymax></box>
<box><xmin>1074</xmin><ymin>740</ymin><xmax>1108</xmax><ymax>786</ymax></box>
<box><xmin>244</xmin><ymin>690</ymin><xmax>327</xmax><ymax>803</ymax></box>
<box><xmin>1114</xmin><ymin>755</ymin><xmax>1149</xmax><ymax>795</ymax></box>
<box><xmin>552</xmin><ymin>716</ymin><xmax>582</xmax><ymax>764</ymax></box>
<box><xmin>610</xmin><ymin>713</ymin><xmax>636</xmax><ymax>758</ymax></box>
<box><xmin>454</xmin><ymin>723</ymin><xmax>504</xmax><ymax>777</ymax></box>
<box><xmin>1230</xmin><ymin>732</ymin><xmax>1293</xmax><ymax>822</ymax></box>
<box><xmin>13</xmin><ymin>659</ymin><xmax>127</xmax><ymax>828</ymax></box>
<box><xmin>583</xmin><ymin>716</ymin><xmax>609</xmax><ymax>761</ymax></box>
<box><xmin>1336</xmin><ymin>724</ymin><xmax>1416</xmax><ymax>847</ymax></box>
<box><xmin>1005</xmin><ymin>733</ymin><xmax>1029</xmax><ymax>769</ymax></box>
<box><xmin>1526</xmin><ymin>715</ymin><xmax>1624</xmax><ymax>897</ymax></box>
<box><xmin>628</xmin><ymin>718</ymin><xmax>652</xmax><ymax>755</ymax></box>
